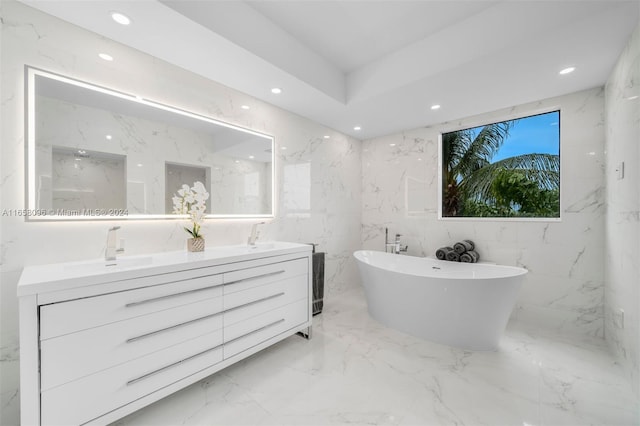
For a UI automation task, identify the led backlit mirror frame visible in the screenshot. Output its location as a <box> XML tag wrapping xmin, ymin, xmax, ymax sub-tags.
<box><xmin>25</xmin><ymin>66</ymin><xmax>275</xmax><ymax>221</ymax></box>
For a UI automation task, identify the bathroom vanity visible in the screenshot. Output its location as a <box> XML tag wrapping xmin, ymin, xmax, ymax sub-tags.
<box><xmin>18</xmin><ymin>242</ymin><xmax>312</xmax><ymax>425</ymax></box>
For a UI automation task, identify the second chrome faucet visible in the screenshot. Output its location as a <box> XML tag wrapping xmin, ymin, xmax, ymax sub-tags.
<box><xmin>105</xmin><ymin>226</ymin><xmax>125</xmax><ymax>261</ymax></box>
<box><xmin>247</xmin><ymin>222</ymin><xmax>265</xmax><ymax>245</ymax></box>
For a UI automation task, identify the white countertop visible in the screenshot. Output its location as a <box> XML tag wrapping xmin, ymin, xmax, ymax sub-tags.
<box><xmin>17</xmin><ymin>241</ymin><xmax>312</xmax><ymax>297</ymax></box>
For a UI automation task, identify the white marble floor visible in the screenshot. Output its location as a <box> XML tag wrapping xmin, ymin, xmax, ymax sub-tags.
<box><xmin>114</xmin><ymin>287</ymin><xmax>638</xmax><ymax>426</ymax></box>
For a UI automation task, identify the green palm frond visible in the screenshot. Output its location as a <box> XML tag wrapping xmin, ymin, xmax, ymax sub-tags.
<box><xmin>460</xmin><ymin>153</ymin><xmax>559</xmax><ymax>201</ymax></box>
<box><xmin>492</xmin><ymin>153</ymin><xmax>559</xmax><ymax>189</ymax></box>
<box><xmin>446</xmin><ymin>122</ymin><xmax>514</xmax><ymax>180</ymax></box>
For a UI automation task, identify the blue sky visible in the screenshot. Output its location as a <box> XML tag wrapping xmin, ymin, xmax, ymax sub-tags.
<box><xmin>467</xmin><ymin>111</ymin><xmax>560</xmax><ymax>163</ymax></box>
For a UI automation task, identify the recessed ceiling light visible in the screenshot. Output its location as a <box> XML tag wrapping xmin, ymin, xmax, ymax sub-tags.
<box><xmin>235</xmin><ymin>160</ymin><xmax>240</xmax><ymax>163</ymax></box>
<box><xmin>137</xmin><ymin>163</ymin><xmax>143</xmax><ymax>167</ymax></box>
<box><xmin>431</xmin><ymin>104</ymin><xmax>441</xmax><ymax>110</ymax></box>
<box><xmin>354</xmin><ymin>126</ymin><xmax>361</xmax><ymax>131</ymax></box>
<box><xmin>389</xmin><ymin>143</ymin><xmax>396</xmax><ymax>147</ymax></box>
<box><xmin>98</xmin><ymin>53</ymin><xmax>113</xmax><ymax>61</ymax></box>
<box><xmin>111</xmin><ymin>12</ymin><xmax>131</xmax><ymax>25</ymax></box>
<box><xmin>323</xmin><ymin>135</ymin><xmax>330</xmax><ymax>139</ymax></box>
<box><xmin>105</xmin><ymin>134</ymin><xmax>112</xmax><ymax>140</ymax></box>
<box><xmin>280</xmin><ymin>146</ymin><xmax>287</xmax><ymax>150</ymax></box>
<box><xmin>559</xmin><ymin>67</ymin><xmax>575</xmax><ymax>75</ymax></box>
<box><xmin>241</xmin><ymin>105</ymin><xmax>250</xmax><ymax>110</ymax></box>
<box><xmin>249</xmin><ymin>155</ymin><xmax>255</xmax><ymax>159</ymax></box>
<box><xmin>271</xmin><ymin>88</ymin><xmax>282</xmax><ymax>94</ymax></box>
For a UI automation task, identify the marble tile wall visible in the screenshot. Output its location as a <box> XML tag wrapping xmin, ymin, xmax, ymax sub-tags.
<box><xmin>362</xmin><ymin>88</ymin><xmax>606</xmax><ymax>341</ymax></box>
<box><xmin>604</xmin><ymin>23</ymin><xmax>639</xmax><ymax>395</ymax></box>
<box><xmin>0</xmin><ymin>2</ymin><xmax>361</xmax><ymax>424</ymax></box>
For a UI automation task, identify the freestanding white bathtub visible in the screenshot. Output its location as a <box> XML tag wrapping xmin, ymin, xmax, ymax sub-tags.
<box><xmin>354</xmin><ymin>250</ymin><xmax>527</xmax><ymax>351</ymax></box>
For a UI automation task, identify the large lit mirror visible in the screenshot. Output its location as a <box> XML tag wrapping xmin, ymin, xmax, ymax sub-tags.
<box><xmin>26</xmin><ymin>66</ymin><xmax>274</xmax><ymax>221</ymax></box>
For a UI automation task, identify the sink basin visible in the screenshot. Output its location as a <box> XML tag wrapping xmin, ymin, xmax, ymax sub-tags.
<box><xmin>17</xmin><ymin>240</ymin><xmax>314</xmax><ymax>297</ymax></box>
<box><xmin>63</xmin><ymin>256</ymin><xmax>153</xmax><ymax>274</ymax></box>
<box><xmin>56</xmin><ymin>242</ymin><xmax>308</xmax><ymax>277</ymax></box>
<box><xmin>220</xmin><ymin>242</ymin><xmax>299</xmax><ymax>255</ymax></box>
<box><xmin>243</xmin><ymin>243</ymin><xmax>276</xmax><ymax>251</ymax></box>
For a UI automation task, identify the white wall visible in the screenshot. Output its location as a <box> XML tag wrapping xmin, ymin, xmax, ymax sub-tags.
<box><xmin>0</xmin><ymin>3</ymin><xmax>361</xmax><ymax>424</ymax></box>
<box><xmin>604</xmin><ymin>23</ymin><xmax>639</xmax><ymax>395</ymax></box>
<box><xmin>362</xmin><ymin>88</ymin><xmax>606</xmax><ymax>339</ymax></box>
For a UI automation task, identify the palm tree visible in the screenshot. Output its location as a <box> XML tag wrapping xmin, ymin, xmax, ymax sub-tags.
<box><xmin>442</xmin><ymin>120</ymin><xmax>560</xmax><ymax>217</ymax></box>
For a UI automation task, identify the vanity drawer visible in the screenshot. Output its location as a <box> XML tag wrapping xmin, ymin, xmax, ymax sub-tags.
<box><xmin>224</xmin><ymin>275</ymin><xmax>308</xmax><ymax>326</ymax></box>
<box><xmin>40</xmin><ymin>295</ymin><xmax>223</xmax><ymax>392</ymax></box>
<box><xmin>224</xmin><ymin>299</ymin><xmax>308</xmax><ymax>359</ymax></box>
<box><xmin>41</xmin><ymin>329</ymin><xmax>224</xmax><ymax>426</ymax></box>
<box><xmin>40</xmin><ymin>272</ymin><xmax>223</xmax><ymax>339</ymax></box>
<box><xmin>223</xmin><ymin>258</ymin><xmax>307</xmax><ymax>294</ymax></box>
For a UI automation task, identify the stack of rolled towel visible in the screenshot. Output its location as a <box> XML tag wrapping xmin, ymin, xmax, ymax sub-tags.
<box><xmin>435</xmin><ymin>240</ymin><xmax>480</xmax><ymax>263</ymax></box>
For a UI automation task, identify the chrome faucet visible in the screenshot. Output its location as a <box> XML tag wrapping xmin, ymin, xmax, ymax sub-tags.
<box><xmin>385</xmin><ymin>228</ymin><xmax>394</xmax><ymax>253</ymax></box>
<box><xmin>384</xmin><ymin>228</ymin><xmax>408</xmax><ymax>254</ymax></box>
<box><xmin>105</xmin><ymin>226</ymin><xmax>124</xmax><ymax>261</ymax></box>
<box><xmin>395</xmin><ymin>233</ymin><xmax>402</xmax><ymax>253</ymax></box>
<box><xmin>247</xmin><ymin>222</ymin><xmax>265</xmax><ymax>245</ymax></box>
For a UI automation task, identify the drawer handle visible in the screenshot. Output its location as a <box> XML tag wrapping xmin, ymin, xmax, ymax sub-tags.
<box><xmin>225</xmin><ymin>318</ymin><xmax>285</xmax><ymax>345</ymax></box>
<box><xmin>126</xmin><ymin>311</ymin><xmax>223</xmax><ymax>343</ymax></box>
<box><xmin>224</xmin><ymin>292</ymin><xmax>285</xmax><ymax>313</ymax></box>
<box><xmin>224</xmin><ymin>270</ymin><xmax>285</xmax><ymax>286</ymax></box>
<box><xmin>125</xmin><ymin>282</ymin><xmax>222</xmax><ymax>308</ymax></box>
<box><xmin>126</xmin><ymin>343</ymin><xmax>223</xmax><ymax>386</ymax></box>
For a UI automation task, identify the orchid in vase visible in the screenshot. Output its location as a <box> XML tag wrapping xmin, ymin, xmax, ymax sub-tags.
<box><xmin>172</xmin><ymin>181</ymin><xmax>209</xmax><ymax>251</ymax></box>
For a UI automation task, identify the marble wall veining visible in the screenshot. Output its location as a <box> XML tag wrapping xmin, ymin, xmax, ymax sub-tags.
<box><xmin>0</xmin><ymin>2</ymin><xmax>361</xmax><ymax>424</ymax></box>
<box><xmin>605</xmin><ymin>22</ymin><xmax>640</xmax><ymax>396</ymax></box>
<box><xmin>362</xmin><ymin>88</ymin><xmax>606</xmax><ymax>340</ymax></box>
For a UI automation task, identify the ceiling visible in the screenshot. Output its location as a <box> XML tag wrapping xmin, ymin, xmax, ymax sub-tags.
<box><xmin>20</xmin><ymin>0</ymin><xmax>640</xmax><ymax>140</ymax></box>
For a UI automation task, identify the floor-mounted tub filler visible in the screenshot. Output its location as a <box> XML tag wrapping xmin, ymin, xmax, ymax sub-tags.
<box><xmin>353</xmin><ymin>250</ymin><xmax>527</xmax><ymax>351</ymax></box>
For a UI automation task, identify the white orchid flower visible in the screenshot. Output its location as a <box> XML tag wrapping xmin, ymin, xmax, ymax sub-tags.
<box><xmin>172</xmin><ymin>181</ymin><xmax>210</xmax><ymax>238</ymax></box>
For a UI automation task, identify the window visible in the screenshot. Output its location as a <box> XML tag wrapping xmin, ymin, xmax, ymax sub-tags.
<box><xmin>440</xmin><ymin>110</ymin><xmax>560</xmax><ymax>219</ymax></box>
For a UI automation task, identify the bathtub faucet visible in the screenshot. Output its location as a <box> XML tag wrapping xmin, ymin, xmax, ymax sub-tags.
<box><xmin>385</xmin><ymin>228</ymin><xmax>394</xmax><ymax>253</ymax></box>
<box><xmin>385</xmin><ymin>228</ymin><xmax>408</xmax><ymax>254</ymax></box>
<box><xmin>394</xmin><ymin>234</ymin><xmax>408</xmax><ymax>254</ymax></box>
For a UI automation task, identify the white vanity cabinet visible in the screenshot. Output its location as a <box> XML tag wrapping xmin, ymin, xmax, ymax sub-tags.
<box><xmin>18</xmin><ymin>242</ymin><xmax>312</xmax><ymax>426</ymax></box>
